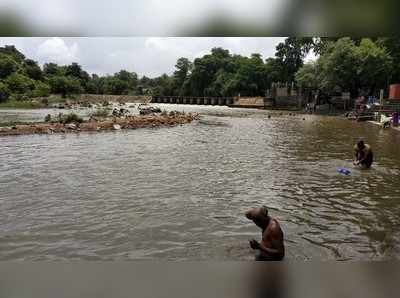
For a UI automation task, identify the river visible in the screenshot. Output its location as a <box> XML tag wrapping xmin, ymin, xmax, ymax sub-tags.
<box><xmin>0</xmin><ymin>104</ymin><xmax>400</xmax><ymax>260</ymax></box>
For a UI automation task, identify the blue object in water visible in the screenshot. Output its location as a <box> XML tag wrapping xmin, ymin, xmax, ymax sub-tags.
<box><xmin>337</xmin><ymin>168</ymin><xmax>351</xmax><ymax>175</ymax></box>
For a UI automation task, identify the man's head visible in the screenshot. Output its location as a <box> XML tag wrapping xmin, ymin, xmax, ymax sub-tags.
<box><xmin>245</xmin><ymin>206</ymin><xmax>270</xmax><ymax>229</ymax></box>
<box><xmin>357</xmin><ymin>139</ymin><xmax>365</xmax><ymax>150</ymax></box>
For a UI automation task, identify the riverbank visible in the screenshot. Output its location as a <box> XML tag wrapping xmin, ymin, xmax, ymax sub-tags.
<box><xmin>0</xmin><ymin>112</ymin><xmax>199</xmax><ymax>137</ymax></box>
<box><xmin>367</xmin><ymin>120</ymin><xmax>400</xmax><ymax>132</ymax></box>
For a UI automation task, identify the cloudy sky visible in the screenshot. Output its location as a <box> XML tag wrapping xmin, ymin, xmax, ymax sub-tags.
<box><xmin>0</xmin><ymin>37</ymin><xmax>287</xmax><ymax>78</ymax></box>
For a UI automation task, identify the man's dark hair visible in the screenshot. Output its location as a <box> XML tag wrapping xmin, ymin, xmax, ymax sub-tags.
<box><xmin>261</xmin><ymin>206</ymin><xmax>269</xmax><ymax>217</ymax></box>
<box><xmin>357</xmin><ymin>140</ymin><xmax>365</xmax><ymax>149</ymax></box>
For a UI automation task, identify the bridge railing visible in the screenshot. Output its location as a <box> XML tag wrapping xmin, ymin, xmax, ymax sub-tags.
<box><xmin>151</xmin><ymin>96</ymin><xmax>234</xmax><ymax>106</ymax></box>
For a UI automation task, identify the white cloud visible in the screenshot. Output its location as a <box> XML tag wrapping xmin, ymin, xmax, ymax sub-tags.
<box><xmin>145</xmin><ymin>38</ymin><xmax>192</xmax><ymax>57</ymax></box>
<box><xmin>37</xmin><ymin>37</ymin><xmax>79</xmax><ymax>65</ymax></box>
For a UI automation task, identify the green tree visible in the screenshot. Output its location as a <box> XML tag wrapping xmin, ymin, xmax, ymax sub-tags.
<box><xmin>376</xmin><ymin>37</ymin><xmax>400</xmax><ymax>84</ymax></box>
<box><xmin>0</xmin><ymin>45</ymin><xmax>25</xmax><ymax>63</ymax></box>
<box><xmin>318</xmin><ymin>37</ymin><xmax>359</xmax><ymax>96</ymax></box>
<box><xmin>24</xmin><ymin>59</ymin><xmax>43</xmax><ymax>80</ymax></box>
<box><xmin>43</xmin><ymin>62</ymin><xmax>64</xmax><ymax>76</ymax></box>
<box><xmin>5</xmin><ymin>73</ymin><xmax>35</xmax><ymax>95</ymax></box>
<box><xmin>103</xmin><ymin>77</ymin><xmax>129</xmax><ymax>95</ymax></box>
<box><xmin>0</xmin><ymin>54</ymin><xmax>18</xmax><ymax>79</ymax></box>
<box><xmin>355</xmin><ymin>38</ymin><xmax>392</xmax><ymax>95</ymax></box>
<box><xmin>65</xmin><ymin>62</ymin><xmax>83</xmax><ymax>78</ymax></box>
<box><xmin>32</xmin><ymin>81</ymin><xmax>51</xmax><ymax>97</ymax></box>
<box><xmin>114</xmin><ymin>70</ymin><xmax>138</xmax><ymax>93</ymax></box>
<box><xmin>275</xmin><ymin>37</ymin><xmax>314</xmax><ymax>83</ymax></box>
<box><xmin>173</xmin><ymin>57</ymin><xmax>192</xmax><ymax>96</ymax></box>
<box><xmin>48</xmin><ymin>76</ymin><xmax>83</xmax><ymax>97</ymax></box>
<box><xmin>65</xmin><ymin>62</ymin><xmax>90</xmax><ymax>92</ymax></box>
<box><xmin>151</xmin><ymin>74</ymin><xmax>174</xmax><ymax>96</ymax></box>
<box><xmin>0</xmin><ymin>81</ymin><xmax>10</xmax><ymax>102</ymax></box>
<box><xmin>295</xmin><ymin>61</ymin><xmax>321</xmax><ymax>89</ymax></box>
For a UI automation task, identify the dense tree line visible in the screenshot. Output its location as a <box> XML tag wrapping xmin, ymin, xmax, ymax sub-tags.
<box><xmin>1</xmin><ymin>37</ymin><xmax>400</xmax><ymax>103</ymax></box>
<box><xmin>295</xmin><ymin>37</ymin><xmax>395</xmax><ymax>98</ymax></box>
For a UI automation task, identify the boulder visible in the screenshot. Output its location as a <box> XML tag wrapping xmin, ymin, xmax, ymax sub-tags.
<box><xmin>66</xmin><ymin>123</ymin><xmax>77</xmax><ymax>130</ymax></box>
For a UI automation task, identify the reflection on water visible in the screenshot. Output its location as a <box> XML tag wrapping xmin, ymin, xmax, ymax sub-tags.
<box><xmin>0</xmin><ymin>105</ymin><xmax>400</xmax><ymax>260</ymax></box>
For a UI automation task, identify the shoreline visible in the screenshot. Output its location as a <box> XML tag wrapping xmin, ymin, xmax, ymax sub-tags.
<box><xmin>0</xmin><ymin>112</ymin><xmax>199</xmax><ymax>137</ymax></box>
<box><xmin>367</xmin><ymin>120</ymin><xmax>400</xmax><ymax>132</ymax></box>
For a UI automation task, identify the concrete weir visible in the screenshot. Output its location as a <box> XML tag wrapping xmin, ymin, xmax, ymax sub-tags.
<box><xmin>152</xmin><ymin>96</ymin><xmax>234</xmax><ymax>106</ymax></box>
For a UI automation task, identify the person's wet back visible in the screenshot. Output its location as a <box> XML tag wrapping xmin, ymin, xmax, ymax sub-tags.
<box><xmin>354</xmin><ymin>139</ymin><xmax>373</xmax><ymax>168</ymax></box>
<box><xmin>245</xmin><ymin>206</ymin><xmax>285</xmax><ymax>261</ymax></box>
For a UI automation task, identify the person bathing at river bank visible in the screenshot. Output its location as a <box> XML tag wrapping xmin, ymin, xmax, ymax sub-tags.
<box><xmin>353</xmin><ymin>139</ymin><xmax>373</xmax><ymax>168</ymax></box>
<box><xmin>245</xmin><ymin>206</ymin><xmax>285</xmax><ymax>261</ymax></box>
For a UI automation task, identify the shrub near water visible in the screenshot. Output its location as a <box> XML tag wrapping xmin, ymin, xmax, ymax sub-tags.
<box><xmin>0</xmin><ymin>99</ymin><xmax>43</xmax><ymax>109</ymax></box>
<box><xmin>88</xmin><ymin>108</ymin><xmax>111</xmax><ymax>118</ymax></box>
<box><xmin>56</xmin><ymin>112</ymin><xmax>83</xmax><ymax>124</ymax></box>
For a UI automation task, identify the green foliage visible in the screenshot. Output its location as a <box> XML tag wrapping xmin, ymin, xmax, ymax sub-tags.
<box><xmin>58</xmin><ymin>112</ymin><xmax>83</xmax><ymax>124</ymax></box>
<box><xmin>1</xmin><ymin>38</ymin><xmax>400</xmax><ymax>106</ymax></box>
<box><xmin>103</xmin><ymin>77</ymin><xmax>129</xmax><ymax>95</ymax></box>
<box><xmin>0</xmin><ymin>54</ymin><xmax>18</xmax><ymax>79</ymax></box>
<box><xmin>275</xmin><ymin>37</ymin><xmax>314</xmax><ymax>83</ymax></box>
<box><xmin>306</xmin><ymin>37</ymin><xmax>393</xmax><ymax>96</ymax></box>
<box><xmin>0</xmin><ymin>81</ymin><xmax>10</xmax><ymax>102</ymax></box>
<box><xmin>355</xmin><ymin>38</ymin><xmax>392</xmax><ymax>94</ymax></box>
<box><xmin>32</xmin><ymin>81</ymin><xmax>51</xmax><ymax>98</ymax></box>
<box><xmin>0</xmin><ymin>99</ymin><xmax>43</xmax><ymax>109</ymax></box>
<box><xmin>44</xmin><ymin>114</ymin><xmax>52</xmax><ymax>122</ymax></box>
<box><xmin>88</xmin><ymin>108</ymin><xmax>110</xmax><ymax>117</ymax></box>
<box><xmin>24</xmin><ymin>59</ymin><xmax>43</xmax><ymax>80</ymax></box>
<box><xmin>295</xmin><ymin>62</ymin><xmax>320</xmax><ymax>89</ymax></box>
<box><xmin>376</xmin><ymin>37</ymin><xmax>400</xmax><ymax>83</ymax></box>
<box><xmin>318</xmin><ymin>38</ymin><xmax>359</xmax><ymax>94</ymax></box>
<box><xmin>48</xmin><ymin>76</ymin><xmax>83</xmax><ymax>97</ymax></box>
<box><xmin>173</xmin><ymin>57</ymin><xmax>192</xmax><ymax>96</ymax></box>
<box><xmin>5</xmin><ymin>73</ymin><xmax>35</xmax><ymax>95</ymax></box>
<box><xmin>115</xmin><ymin>70</ymin><xmax>138</xmax><ymax>88</ymax></box>
<box><xmin>0</xmin><ymin>45</ymin><xmax>25</xmax><ymax>62</ymax></box>
<box><xmin>43</xmin><ymin>63</ymin><xmax>64</xmax><ymax>77</ymax></box>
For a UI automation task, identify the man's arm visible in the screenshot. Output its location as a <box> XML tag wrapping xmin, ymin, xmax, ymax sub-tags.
<box><xmin>258</xmin><ymin>242</ymin><xmax>281</xmax><ymax>255</ymax></box>
<box><xmin>259</xmin><ymin>226</ymin><xmax>284</xmax><ymax>257</ymax></box>
<box><xmin>358</xmin><ymin>149</ymin><xmax>370</xmax><ymax>163</ymax></box>
<box><xmin>353</xmin><ymin>146</ymin><xmax>360</xmax><ymax>163</ymax></box>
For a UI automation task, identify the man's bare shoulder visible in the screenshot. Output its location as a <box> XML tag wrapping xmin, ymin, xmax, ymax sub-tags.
<box><xmin>266</xmin><ymin>218</ymin><xmax>283</xmax><ymax>234</ymax></box>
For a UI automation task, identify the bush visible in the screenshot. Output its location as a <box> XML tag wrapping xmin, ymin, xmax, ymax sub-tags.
<box><xmin>0</xmin><ymin>81</ymin><xmax>10</xmax><ymax>102</ymax></box>
<box><xmin>48</xmin><ymin>76</ymin><xmax>83</xmax><ymax>98</ymax></box>
<box><xmin>0</xmin><ymin>54</ymin><xmax>17</xmax><ymax>79</ymax></box>
<box><xmin>5</xmin><ymin>73</ymin><xmax>35</xmax><ymax>95</ymax></box>
<box><xmin>32</xmin><ymin>81</ymin><xmax>51</xmax><ymax>98</ymax></box>
<box><xmin>57</xmin><ymin>112</ymin><xmax>83</xmax><ymax>124</ymax></box>
<box><xmin>89</xmin><ymin>108</ymin><xmax>110</xmax><ymax>118</ymax></box>
<box><xmin>44</xmin><ymin>114</ymin><xmax>52</xmax><ymax>122</ymax></box>
<box><xmin>9</xmin><ymin>93</ymin><xmax>30</xmax><ymax>102</ymax></box>
<box><xmin>0</xmin><ymin>99</ymin><xmax>43</xmax><ymax>109</ymax></box>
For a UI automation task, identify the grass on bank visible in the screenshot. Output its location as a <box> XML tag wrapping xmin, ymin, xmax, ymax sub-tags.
<box><xmin>0</xmin><ymin>95</ymin><xmax>78</xmax><ymax>110</ymax></box>
<box><xmin>0</xmin><ymin>100</ymin><xmax>44</xmax><ymax>109</ymax></box>
<box><xmin>88</xmin><ymin>108</ymin><xmax>111</xmax><ymax>118</ymax></box>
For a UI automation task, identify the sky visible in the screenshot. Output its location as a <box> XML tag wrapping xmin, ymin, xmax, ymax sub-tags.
<box><xmin>0</xmin><ymin>37</ymin><xmax>288</xmax><ymax>78</ymax></box>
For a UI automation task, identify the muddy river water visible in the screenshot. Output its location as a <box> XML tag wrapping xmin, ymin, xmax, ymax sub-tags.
<box><xmin>0</xmin><ymin>104</ymin><xmax>400</xmax><ymax>260</ymax></box>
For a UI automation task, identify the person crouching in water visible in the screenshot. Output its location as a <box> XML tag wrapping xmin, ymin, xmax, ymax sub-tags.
<box><xmin>354</xmin><ymin>140</ymin><xmax>373</xmax><ymax>168</ymax></box>
<box><xmin>245</xmin><ymin>206</ymin><xmax>285</xmax><ymax>261</ymax></box>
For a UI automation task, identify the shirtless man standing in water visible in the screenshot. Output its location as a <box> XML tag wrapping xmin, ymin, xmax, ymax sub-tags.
<box><xmin>354</xmin><ymin>139</ymin><xmax>373</xmax><ymax>169</ymax></box>
<box><xmin>245</xmin><ymin>206</ymin><xmax>285</xmax><ymax>261</ymax></box>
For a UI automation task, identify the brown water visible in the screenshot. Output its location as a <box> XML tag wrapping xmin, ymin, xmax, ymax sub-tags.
<box><xmin>0</xmin><ymin>105</ymin><xmax>400</xmax><ymax>260</ymax></box>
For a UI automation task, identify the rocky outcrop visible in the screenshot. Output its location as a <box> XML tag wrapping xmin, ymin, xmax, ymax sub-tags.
<box><xmin>0</xmin><ymin>112</ymin><xmax>199</xmax><ymax>137</ymax></box>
